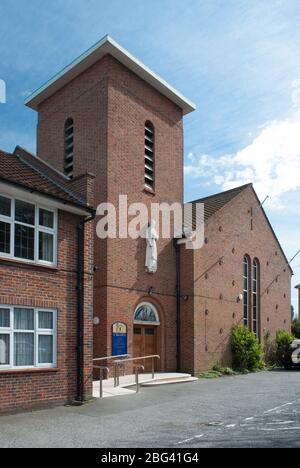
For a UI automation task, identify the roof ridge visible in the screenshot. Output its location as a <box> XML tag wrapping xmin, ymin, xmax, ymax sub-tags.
<box><xmin>15</xmin><ymin>153</ymin><xmax>86</xmax><ymax>206</ymax></box>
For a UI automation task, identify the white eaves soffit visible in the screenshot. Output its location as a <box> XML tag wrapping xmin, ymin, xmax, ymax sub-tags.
<box><xmin>25</xmin><ymin>35</ymin><xmax>196</xmax><ymax>115</ymax></box>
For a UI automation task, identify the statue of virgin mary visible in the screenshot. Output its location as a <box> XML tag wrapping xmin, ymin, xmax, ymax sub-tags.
<box><xmin>145</xmin><ymin>220</ymin><xmax>158</xmax><ymax>274</ymax></box>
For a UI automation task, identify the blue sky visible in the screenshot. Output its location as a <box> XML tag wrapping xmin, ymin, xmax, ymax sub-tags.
<box><xmin>0</xmin><ymin>0</ymin><xmax>300</xmax><ymax>310</ymax></box>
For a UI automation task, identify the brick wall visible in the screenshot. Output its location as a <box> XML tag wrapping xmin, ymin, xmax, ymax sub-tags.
<box><xmin>181</xmin><ymin>186</ymin><xmax>292</xmax><ymax>375</ymax></box>
<box><xmin>0</xmin><ymin>209</ymin><xmax>94</xmax><ymax>414</ymax></box>
<box><xmin>37</xmin><ymin>55</ymin><xmax>183</xmax><ymax>372</ymax></box>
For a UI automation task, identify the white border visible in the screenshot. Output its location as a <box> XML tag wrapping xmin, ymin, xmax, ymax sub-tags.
<box><xmin>0</xmin><ymin>192</ymin><xmax>58</xmax><ymax>267</ymax></box>
<box><xmin>25</xmin><ymin>36</ymin><xmax>196</xmax><ymax>115</ymax></box>
<box><xmin>0</xmin><ymin>306</ymin><xmax>57</xmax><ymax>370</ymax></box>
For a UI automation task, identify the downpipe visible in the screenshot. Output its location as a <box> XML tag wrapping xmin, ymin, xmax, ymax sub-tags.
<box><xmin>76</xmin><ymin>210</ymin><xmax>96</xmax><ymax>404</ymax></box>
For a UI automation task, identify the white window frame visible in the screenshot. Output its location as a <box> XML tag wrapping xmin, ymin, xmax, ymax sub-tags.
<box><xmin>0</xmin><ymin>306</ymin><xmax>57</xmax><ymax>370</ymax></box>
<box><xmin>0</xmin><ymin>193</ymin><xmax>57</xmax><ymax>267</ymax></box>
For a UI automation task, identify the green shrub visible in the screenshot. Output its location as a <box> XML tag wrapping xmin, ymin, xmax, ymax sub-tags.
<box><xmin>263</xmin><ymin>332</ymin><xmax>277</xmax><ymax>366</ymax></box>
<box><xmin>212</xmin><ymin>363</ymin><xmax>223</xmax><ymax>373</ymax></box>
<box><xmin>275</xmin><ymin>329</ymin><xmax>295</xmax><ymax>366</ymax></box>
<box><xmin>221</xmin><ymin>367</ymin><xmax>237</xmax><ymax>376</ymax></box>
<box><xmin>276</xmin><ymin>329</ymin><xmax>295</xmax><ymax>349</ymax></box>
<box><xmin>212</xmin><ymin>363</ymin><xmax>237</xmax><ymax>376</ymax></box>
<box><xmin>231</xmin><ymin>326</ymin><xmax>264</xmax><ymax>371</ymax></box>
<box><xmin>292</xmin><ymin>320</ymin><xmax>300</xmax><ymax>339</ymax></box>
<box><xmin>198</xmin><ymin>370</ymin><xmax>222</xmax><ymax>379</ymax></box>
<box><xmin>199</xmin><ymin>365</ymin><xmax>238</xmax><ymax>379</ymax></box>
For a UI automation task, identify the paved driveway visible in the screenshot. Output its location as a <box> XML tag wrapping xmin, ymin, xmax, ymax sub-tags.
<box><xmin>1</xmin><ymin>369</ymin><xmax>300</xmax><ymax>448</ymax></box>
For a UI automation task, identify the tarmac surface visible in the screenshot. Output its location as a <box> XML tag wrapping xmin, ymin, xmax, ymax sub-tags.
<box><xmin>1</xmin><ymin>369</ymin><xmax>300</xmax><ymax>448</ymax></box>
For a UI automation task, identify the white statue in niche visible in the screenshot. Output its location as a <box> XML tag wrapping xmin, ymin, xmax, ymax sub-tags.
<box><xmin>145</xmin><ymin>220</ymin><xmax>158</xmax><ymax>274</ymax></box>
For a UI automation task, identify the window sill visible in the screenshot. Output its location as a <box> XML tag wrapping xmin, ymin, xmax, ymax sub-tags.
<box><xmin>0</xmin><ymin>256</ymin><xmax>58</xmax><ymax>272</ymax></box>
<box><xmin>0</xmin><ymin>368</ymin><xmax>59</xmax><ymax>376</ymax></box>
<box><xmin>143</xmin><ymin>187</ymin><xmax>156</xmax><ymax>196</ymax></box>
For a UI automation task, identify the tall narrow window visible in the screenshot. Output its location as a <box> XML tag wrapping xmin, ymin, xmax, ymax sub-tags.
<box><xmin>243</xmin><ymin>256</ymin><xmax>250</xmax><ymax>328</ymax></box>
<box><xmin>64</xmin><ymin>118</ymin><xmax>74</xmax><ymax>178</ymax></box>
<box><xmin>144</xmin><ymin>121</ymin><xmax>155</xmax><ymax>191</ymax></box>
<box><xmin>0</xmin><ymin>195</ymin><xmax>12</xmax><ymax>255</ymax></box>
<box><xmin>252</xmin><ymin>259</ymin><xmax>260</xmax><ymax>339</ymax></box>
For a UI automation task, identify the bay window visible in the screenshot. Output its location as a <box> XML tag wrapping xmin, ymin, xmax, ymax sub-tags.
<box><xmin>0</xmin><ymin>195</ymin><xmax>57</xmax><ymax>265</ymax></box>
<box><xmin>0</xmin><ymin>307</ymin><xmax>57</xmax><ymax>369</ymax></box>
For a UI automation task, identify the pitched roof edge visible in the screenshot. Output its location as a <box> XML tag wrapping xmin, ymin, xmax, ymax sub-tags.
<box><xmin>24</xmin><ymin>35</ymin><xmax>196</xmax><ymax>115</ymax></box>
<box><xmin>14</xmin><ymin>146</ymin><xmax>70</xmax><ymax>181</ymax></box>
<box><xmin>189</xmin><ymin>183</ymin><xmax>293</xmax><ymax>275</ymax></box>
<box><xmin>189</xmin><ymin>183</ymin><xmax>252</xmax><ymax>205</ymax></box>
<box><xmin>249</xmin><ymin>185</ymin><xmax>293</xmax><ymax>275</ymax></box>
<box><xmin>0</xmin><ymin>176</ymin><xmax>94</xmax><ymax>214</ymax></box>
<box><xmin>13</xmin><ymin>147</ymin><xmax>88</xmax><ymax>207</ymax></box>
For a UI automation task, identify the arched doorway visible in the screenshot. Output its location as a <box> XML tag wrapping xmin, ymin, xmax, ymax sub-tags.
<box><xmin>133</xmin><ymin>302</ymin><xmax>160</xmax><ymax>371</ymax></box>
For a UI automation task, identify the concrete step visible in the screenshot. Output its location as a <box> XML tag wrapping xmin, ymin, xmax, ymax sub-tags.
<box><xmin>93</xmin><ymin>373</ymin><xmax>198</xmax><ymax>398</ymax></box>
<box><xmin>141</xmin><ymin>377</ymin><xmax>198</xmax><ymax>387</ymax></box>
<box><xmin>124</xmin><ymin>373</ymin><xmax>194</xmax><ymax>389</ymax></box>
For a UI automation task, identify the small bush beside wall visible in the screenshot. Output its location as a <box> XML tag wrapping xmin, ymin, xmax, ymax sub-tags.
<box><xmin>292</xmin><ymin>320</ymin><xmax>300</xmax><ymax>339</ymax></box>
<box><xmin>231</xmin><ymin>326</ymin><xmax>264</xmax><ymax>371</ymax></box>
<box><xmin>275</xmin><ymin>329</ymin><xmax>295</xmax><ymax>366</ymax></box>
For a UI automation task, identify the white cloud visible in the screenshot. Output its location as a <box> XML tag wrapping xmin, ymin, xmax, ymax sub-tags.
<box><xmin>292</xmin><ymin>79</ymin><xmax>300</xmax><ymax>106</ymax></box>
<box><xmin>185</xmin><ymin>108</ymin><xmax>300</xmax><ymax>209</ymax></box>
<box><xmin>19</xmin><ymin>90</ymin><xmax>32</xmax><ymax>98</ymax></box>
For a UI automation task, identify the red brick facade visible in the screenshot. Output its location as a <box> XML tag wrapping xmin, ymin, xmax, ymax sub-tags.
<box><xmin>0</xmin><ymin>207</ymin><xmax>94</xmax><ymax>414</ymax></box>
<box><xmin>0</xmin><ymin>39</ymin><xmax>292</xmax><ymax>416</ymax></box>
<box><xmin>36</xmin><ymin>51</ymin><xmax>291</xmax><ymax>378</ymax></box>
<box><xmin>37</xmin><ymin>55</ymin><xmax>183</xmax><ymax>372</ymax></box>
<box><xmin>181</xmin><ymin>186</ymin><xmax>292</xmax><ymax>374</ymax></box>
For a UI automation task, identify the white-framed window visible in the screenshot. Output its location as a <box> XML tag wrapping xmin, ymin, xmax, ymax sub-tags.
<box><xmin>0</xmin><ymin>306</ymin><xmax>57</xmax><ymax>370</ymax></box>
<box><xmin>0</xmin><ymin>194</ymin><xmax>57</xmax><ymax>266</ymax></box>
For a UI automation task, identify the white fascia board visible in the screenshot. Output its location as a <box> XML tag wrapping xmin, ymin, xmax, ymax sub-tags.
<box><xmin>0</xmin><ymin>182</ymin><xmax>92</xmax><ymax>217</ymax></box>
<box><xmin>25</xmin><ymin>35</ymin><xmax>196</xmax><ymax>115</ymax></box>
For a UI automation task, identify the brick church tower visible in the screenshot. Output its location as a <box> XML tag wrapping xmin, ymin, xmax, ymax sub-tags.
<box><xmin>25</xmin><ymin>36</ymin><xmax>196</xmax><ymax>372</ymax></box>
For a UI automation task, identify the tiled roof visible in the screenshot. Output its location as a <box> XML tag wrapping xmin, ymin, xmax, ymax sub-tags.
<box><xmin>0</xmin><ymin>147</ymin><xmax>90</xmax><ymax>210</ymax></box>
<box><xmin>189</xmin><ymin>184</ymin><xmax>252</xmax><ymax>223</ymax></box>
<box><xmin>188</xmin><ymin>183</ymin><xmax>292</xmax><ymax>274</ymax></box>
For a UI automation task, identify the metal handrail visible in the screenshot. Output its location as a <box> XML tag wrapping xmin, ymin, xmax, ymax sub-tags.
<box><xmin>113</xmin><ymin>355</ymin><xmax>161</xmax><ymax>387</ymax></box>
<box><xmin>93</xmin><ymin>354</ymin><xmax>131</xmax><ymax>362</ymax></box>
<box><xmin>93</xmin><ymin>366</ymin><xmax>109</xmax><ymax>399</ymax></box>
<box><xmin>114</xmin><ymin>355</ymin><xmax>160</xmax><ymax>364</ymax></box>
<box><xmin>134</xmin><ymin>365</ymin><xmax>145</xmax><ymax>393</ymax></box>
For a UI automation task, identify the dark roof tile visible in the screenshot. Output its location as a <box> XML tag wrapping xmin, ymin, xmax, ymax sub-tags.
<box><xmin>190</xmin><ymin>184</ymin><xmax>252</xmax><ymax>223</ymax></box>
<box><xmin>0</xmin><ymin>147</ymin><xmax>91</xmax><ymax>210</ymax></box>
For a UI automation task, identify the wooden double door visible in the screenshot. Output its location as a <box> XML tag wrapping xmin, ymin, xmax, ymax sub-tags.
<box><xmin>133</xmin><ymin>325</ymin><xmax>158</xmax><ymax>372</ymax></box>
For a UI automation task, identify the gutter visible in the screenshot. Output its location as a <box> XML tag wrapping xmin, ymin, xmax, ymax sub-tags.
<box><xmin>0</xmin><ymin>177</ymin><xmax>93</xmax><ymax>215</ymax></box>
<box><xmin>76</xmin><ymin>209</ymin><xmax>96</xmax><ymax>404</ymax></box>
